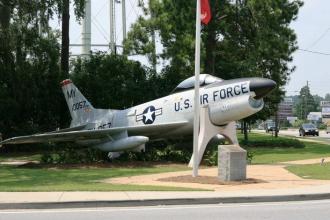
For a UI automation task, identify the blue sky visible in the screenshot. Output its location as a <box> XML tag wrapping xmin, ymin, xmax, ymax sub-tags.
<box><xmin>287</xmin><ymin>0</ymin><xmax>330</xmax><ymax>97</ymax></box>
<box><xmin>65</xmin><ymin>0</ymin><xmax>330</xmax><ymax>97</ymax></box>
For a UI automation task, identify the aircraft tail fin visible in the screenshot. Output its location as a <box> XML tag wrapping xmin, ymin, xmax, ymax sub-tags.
<box><xmin>61</xmin><ymin>79</ymin><xmax>95</xmax><ymax>126</ymax></box>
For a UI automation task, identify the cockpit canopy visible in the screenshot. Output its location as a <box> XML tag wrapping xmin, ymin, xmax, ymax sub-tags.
<box><xmin>172</xmin><ymin>74</ymin><xmax>223</xmax><ymax>93</ymax></box>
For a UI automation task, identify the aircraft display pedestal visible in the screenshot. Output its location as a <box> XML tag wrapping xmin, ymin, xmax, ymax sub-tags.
<box><xmin>218</xmin><ymin>145</ymin><xmax>246</xmax><ymax>181</ymax></box>
<box><xmin>188</xmin><ymin>106</ymin><xmax>239</xmax><ymax>167</ymax></box>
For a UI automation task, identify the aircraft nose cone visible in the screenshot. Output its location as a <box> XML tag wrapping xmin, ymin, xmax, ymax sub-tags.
<box><xmin>250</xmin><ymin>78</ymin><xmax>276</xmax><ymax>99</ymax></box>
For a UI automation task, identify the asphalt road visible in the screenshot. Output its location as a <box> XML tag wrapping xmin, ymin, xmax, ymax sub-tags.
<box><xmin>1</xmin><ymin>200</ymin><xmax>330</xmax><ymax>220</ymax></box>
<box><xmin>258</xmin><ymin>129</ymin><xmax>330</xmax><ymax>144</ymax></box>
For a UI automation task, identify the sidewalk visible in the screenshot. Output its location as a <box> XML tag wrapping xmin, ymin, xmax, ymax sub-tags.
<box><xmin>1</xmin><ymin>185</ymin><xmax>330</xmax><ymax>209</ymax></box>
<box><xmin>1</xmin><ymin>157</ymin><xmax>330</xmax><ymax>208</ymax></box>
<box><xmin>1</xmin><ymin>184</ymin><xmax>330</xmax><ymax>203</ymax></box>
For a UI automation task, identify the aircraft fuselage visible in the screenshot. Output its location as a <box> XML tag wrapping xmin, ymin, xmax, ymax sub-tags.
<box><xmin>93</xmin><ymin>78</ymin><xmax>272</xmax><ymax>140</ymax></box>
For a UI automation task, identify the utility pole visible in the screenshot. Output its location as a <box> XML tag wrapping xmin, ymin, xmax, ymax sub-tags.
<box><xmin>61</xmin><ymin>0</ymin><xmax>70</xmax><ymax>77</ymax></box>
<box><xmin>122</xmin><ymin>0</ymin><xmax>126</xmax><ymax>41</ymax></box>
<box><xmin>151</xmin><ymin>33</ymin><xmax>157</xmax><ymax>72</ymax></box>
<box><xmin>149</xmin><ymin>0</ymin><xmax>157</xmax><ymax>73</ymax></box>
<box><xmin>109</xmin><ymin>0</ymin><xmax>116</xmax><ymax>53</ymax></box>
<box><xmin>305</xmin><ymin>81</ymin><xmax>309</xmax><ymax>120</ymax></box>
<box><xmin>82</xmin><ymin>0</ymin><xmax>91</xmax><ymax>56</ymax></box>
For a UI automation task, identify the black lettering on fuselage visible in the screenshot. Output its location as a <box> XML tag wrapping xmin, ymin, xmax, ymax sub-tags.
<box><xmin>233</xmin><ymin>85</ymin><xmax>241</xmax><ymax>95</ymax></box>
<box><xmin>213</xmin><ymin>91</ymin><xmax>219</xmax><ymax>102</ymax></box>
<box><xmin>241</xmin><ymin>82</ymin><xmax>248</xmax><ymax>94</ymax></box>
<box><xmin>220</xmin><ymin>89</ymin><xmax>226</xmax><ymax>99</ymax></box>
<box><xmin>226</xmin><ymin>87</ymin><xmax>233</xmax><ymax>98</ymax></box>
<box><xmin>174</xmin><ymin>102</ymin><xmax>180</xmax><ymax>112</ymax></box>
<box><xmin>184</xmin><ymin>99</ymin><xmax>190</xmax><ymax>109</ymax></box>
<box><xmin>202</xmin><ymin>94</ymin><xmax>209</xmax><ymax>104</ymax></box>
<box><xmin>213</xmin><ymin>82</ymin><xmax>249</xmax><ymax>102</ymax></box>
<box><xmin>97</xmin><ymin>122</ymin><xmax>112</xmax><ymax>130</ymax></box>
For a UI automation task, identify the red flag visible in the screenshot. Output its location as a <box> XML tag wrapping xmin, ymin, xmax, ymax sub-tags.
<box><xmin>201</xmin><ymin>0</ymin><xmax>211</xmax><ymax>25</ymax></box>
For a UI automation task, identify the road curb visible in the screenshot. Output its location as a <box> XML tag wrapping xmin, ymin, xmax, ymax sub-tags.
<box><xmin>1</xmin><ymin>193</ymin><xmax>330</xmax><ymax>209</ymax></box>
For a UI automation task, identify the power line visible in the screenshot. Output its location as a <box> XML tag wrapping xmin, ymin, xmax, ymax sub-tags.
<box><xmin>128</xmin><ymin>0</ymin><xmax>141</xmax><ymax>18</ymax></box>
<box><xmin>298</xmin><ymin>48</ymin><xmax>330</xmax><ymax>56</ymax></box>
<box><xmin>307</xmin><ymin>27</ymin><xmax>330</xmax><ymax>49</ymax></box>
<box><xmin>92</xmin><ymin>17</ymin><xmax>109</xmax><ymax>40</ymax></box>
<box><xmin>91</xmin><ymin>19</ymin><xmax>109</xmax><ymax>42</ymax></box>
<box><xmin>91</xmin><ymin>0</ymin><xmax>109</xmax><ymax>38</ymax></box>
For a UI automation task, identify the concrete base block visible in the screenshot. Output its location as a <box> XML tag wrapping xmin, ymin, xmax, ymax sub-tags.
<box><xmin>218</xmin><ymin>145</ymin><xmax>247</xmax><ymax>181</ymax></box>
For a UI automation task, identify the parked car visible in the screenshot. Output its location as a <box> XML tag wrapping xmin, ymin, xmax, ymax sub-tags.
<box><xmin>257</xmin><ymin>124</ymin><xmax>264</xmax><ymax>130</ymax></box>
<box><xmin>299</xmin><ymin>123</ymin><xmax>319</xmax><ymax>136</ymax></box>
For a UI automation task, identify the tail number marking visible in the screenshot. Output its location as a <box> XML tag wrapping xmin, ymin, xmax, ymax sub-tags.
<box><xmin>67</xmin><ymin>89</ymin><xmax>76</xmax><ymax>99</ymax></box>
<box><xmin>72</xmin><ymin>101</ymin><xmax>87</xmax><ymax>111</ymax></box>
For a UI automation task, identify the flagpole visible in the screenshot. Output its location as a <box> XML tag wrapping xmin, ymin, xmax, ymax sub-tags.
<box><xmin>193</xmin><ymin>0</ymin><xmax>201</xmax><ymax>177</ymax></box>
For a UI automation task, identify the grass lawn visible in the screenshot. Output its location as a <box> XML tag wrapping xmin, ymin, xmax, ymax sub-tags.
<box><xmin>239</xmin><ymin>133</ymin><xmax>330</xmax><ymax>164</ymax></box>
<box><xmin>286</xmin><ymin>163</ymin><xmax>330</xmax><ymax>180</ymax></box>
<box><xmin>0</xmin><ymin>165</ymin><xmax>200</xmax><ymax>192</ymax></box>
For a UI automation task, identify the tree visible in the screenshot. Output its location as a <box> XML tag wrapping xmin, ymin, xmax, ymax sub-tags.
<box><xmin>294</xmin><ymin>85</ymin><xmax>317</xmax><ymax>120</ymax></box>
<box><xmin>313</xmin><ymin>95</ymin><xmax>323</xmax><ymax>112</ymax></box>
<box><xmin>0</xmin><ymin>1</ymin><xmax>68</xmax><ymax>138</ymax></box>
<box><xmin>0</xmin><ymin>0</ymin><xmax>85</xmax><ymax>139</ymax></box>
<box><xmin>57</xmin><ymin>0</ymin><xmax>85</xmax><ymax>77</ymax></box>
<box><xmin>124</xmin><ymin>1</ymin><xmax>196</xmax><ymax>84</ymax></box>
<box><xmin>325</xmin><ymin>93</ymin><xmax>330</xmax><ymax>101</ymax></box>
<box><xmin>226</xmin><ymin>0</ymin><xmax>302</xmax><ymax>138</ymax></box>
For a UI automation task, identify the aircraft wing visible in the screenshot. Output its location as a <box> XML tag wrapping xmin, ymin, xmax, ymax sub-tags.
<box><xmin>0</xmin><ymin>121</ymin><xmax>188</xmax><ymax>145</ymax></box>
<box><xmin>49</xmin><ymin>123</ymin><xmax>94</xmax><ymax>133</ymax></box>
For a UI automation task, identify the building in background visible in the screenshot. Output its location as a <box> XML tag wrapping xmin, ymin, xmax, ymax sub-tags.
<box><xmin>277</xmin><ymin>97</ymin><xmax>294</xmax><ymax>123</ymax></box>
<box><xmin>307</xmin><ymin>112</ymin><xmax>322</xmax><ymax>124</ymax></box>
<box><xmin>287</xmin><ymin>116</ymin><xmax>298</xmax><ymax>125</ymax></box>
<box><xmin>320</xmin><ymin>101</ymin><xmax>330</xmax><ymax>125</ymax></box>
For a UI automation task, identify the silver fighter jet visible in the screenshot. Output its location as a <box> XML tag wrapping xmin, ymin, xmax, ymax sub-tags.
<box><xmin>0</xmin><ymin>74</ymin><xmax>276</xmax><ymax>156</ymax></box>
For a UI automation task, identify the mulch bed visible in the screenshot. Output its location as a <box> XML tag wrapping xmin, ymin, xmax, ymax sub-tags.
<box><xmin>158</xmin><ymin>175</ymin><xmax>266</xmax><ymax>185</ymax></box>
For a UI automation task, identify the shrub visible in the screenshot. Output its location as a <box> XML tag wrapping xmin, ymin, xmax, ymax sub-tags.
<box><xmin>116</xmin><ymin>145</ymin><xmax>191</xmax><ymax>163</ymax></box>
<box><xmin>40</xmin><ymin>145</ymin><xmax>108</xmax><ymax>164</ymax></box>
<box><xmin>39</xmin><ymin>135</ymin><xmax>303</xmax><ymax>165</ymax></box>
<box><xmin>247</xmin><ymin>151</ymin><xmax>254</xmax><ymax>164</ymax></box>
<box><xmin>318</xmin><ymin>124</ymin><xmax>327</xmax><ymax>130</ymax></box>
<box><xmin>292</xmin><ymin>119</ymin><xmax>305</xmax><ymax>128</ymax></box>
<box><xmin>203</xmin><ymin>150</ymin><xmax>218</xmax><ymax>166</ymax></box>
<box><xmin>40</xmin><ymin>152</ymin><xmax>54</xmax><ymax>164</ymax></box>
<box><xmin>202</xmin><ymin>147</ymin><xmax>254</xmax><ymax>166</ymax></box>
<box><xmin>240</xmin><ymin>137</ymin><xmax>305</xmax><ymax>148</ymax></box>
